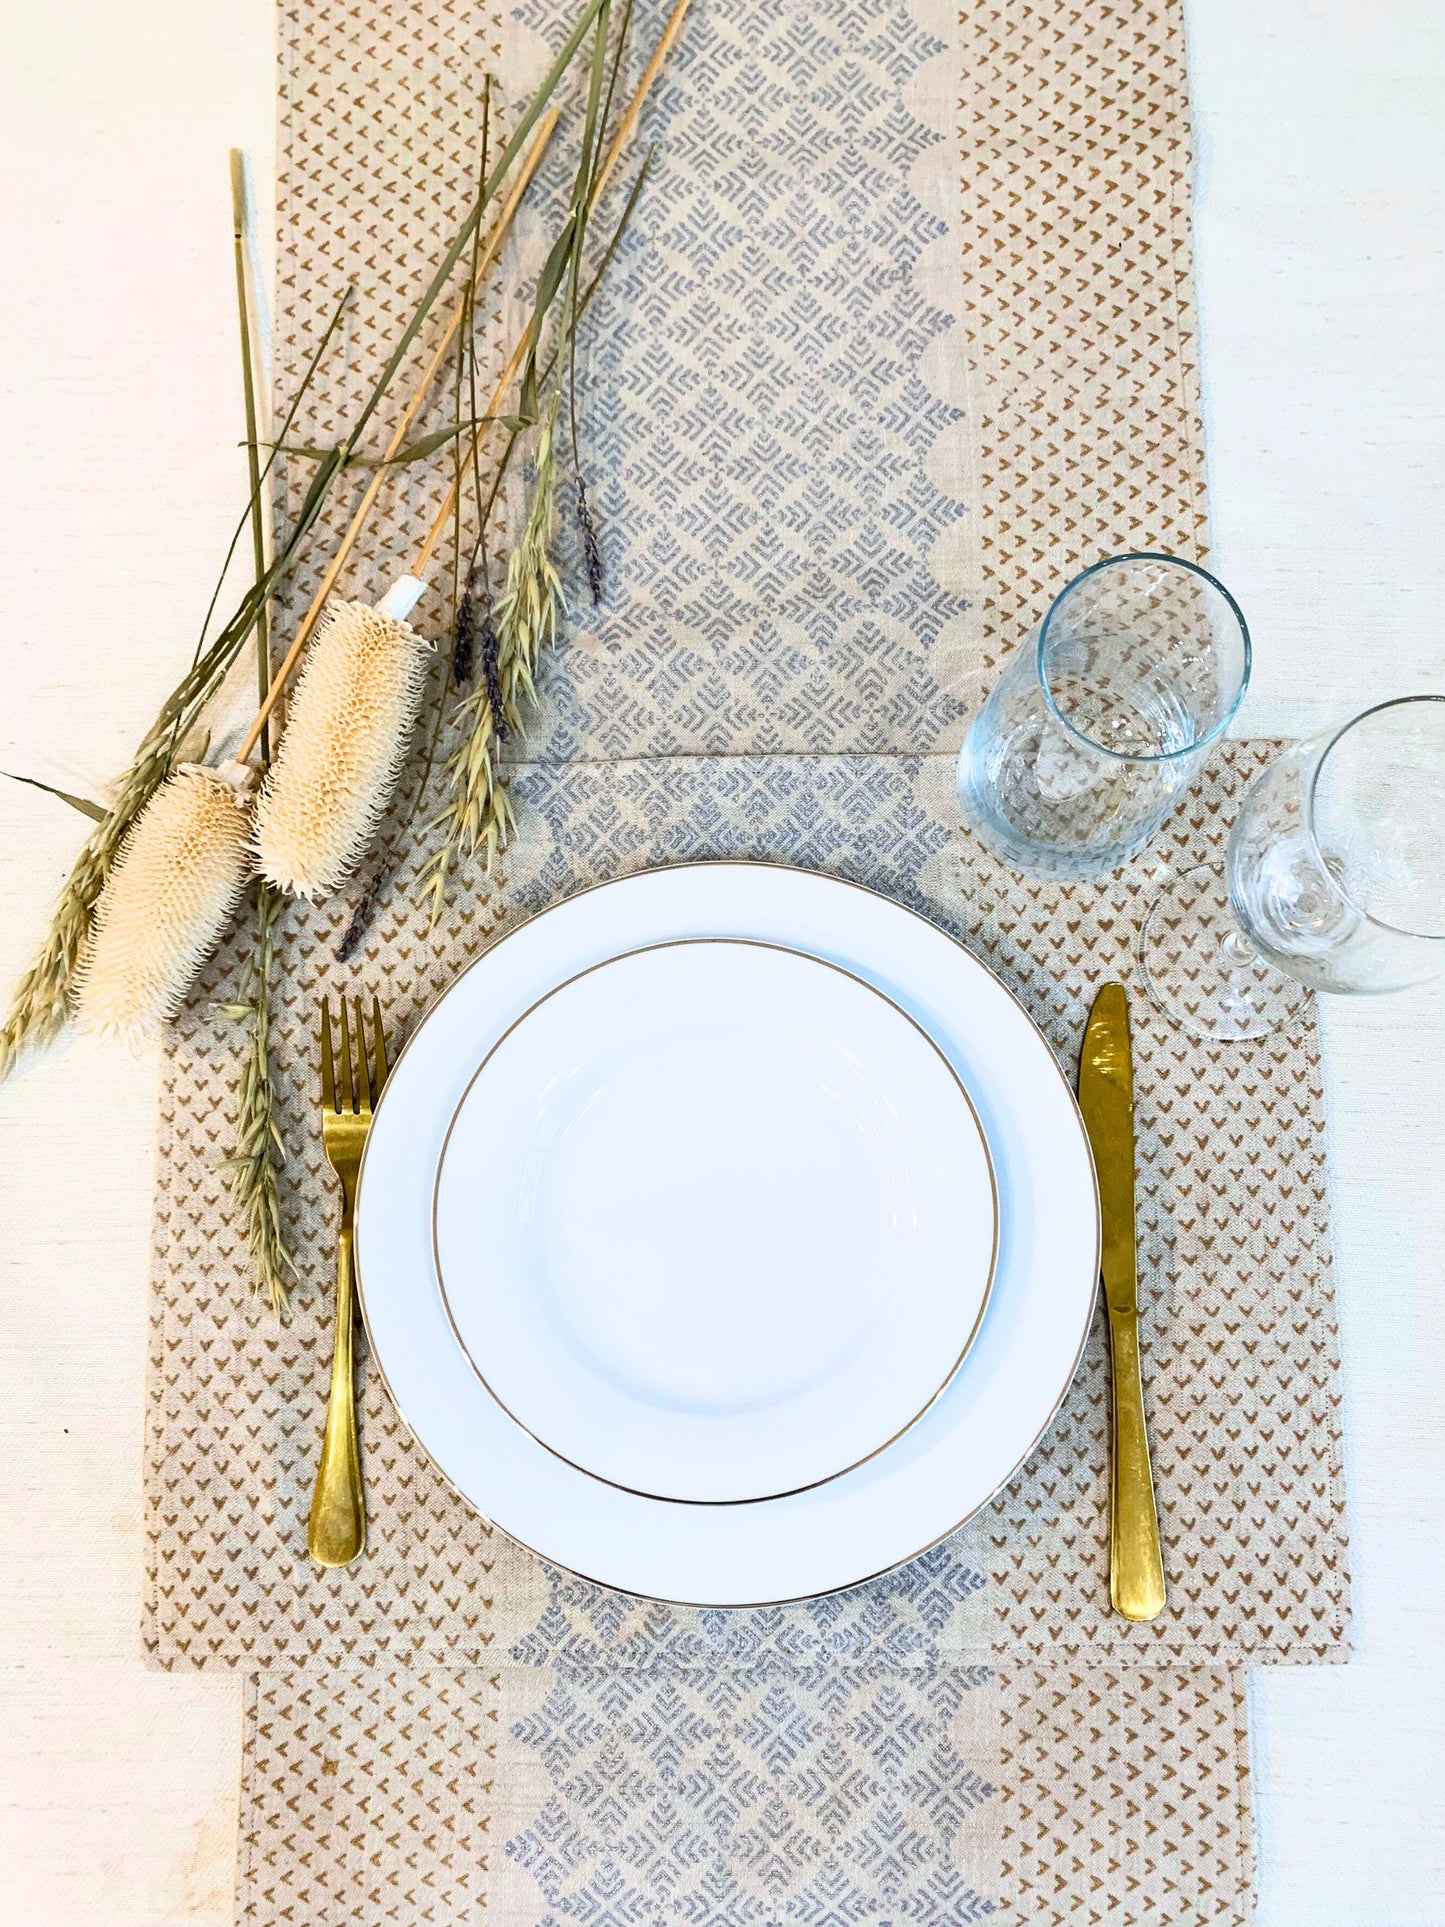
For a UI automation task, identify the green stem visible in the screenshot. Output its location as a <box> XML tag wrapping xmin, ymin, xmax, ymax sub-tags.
<box><xmin>231</xmin><ymin>152</ymin><xmax>272</xmax><ymax>760</ymax></box>
<box><xmin>453</xmin><ymin>80</ymin><xmax>492</xmax><ymax>637</ymax></box>
<box><xmin>191</xmin><ymin>287</ymin><xmax>352</xmax><ymax>676</ymax></box>
<box><xmin>570</xmin><ymin>0</ymin><xmax>635</xmax><ymax>469</ymax></box>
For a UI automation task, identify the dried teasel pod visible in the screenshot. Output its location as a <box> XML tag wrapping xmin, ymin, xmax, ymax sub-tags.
<box><xmin>253</xmin><ymin>594</ymin><xmax>431</xmax><ymax>901</ymax></box>
<box><xmin>74</xmin><ymin>761</ymin><xmax>256</xmax><ymax>1043</ymax></box>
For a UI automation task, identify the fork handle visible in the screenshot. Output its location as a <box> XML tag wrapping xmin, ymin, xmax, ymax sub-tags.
<box><xmin>307</xmin><ymin>1219</ymin><xmax>366</xmax><ymax>1567</ymax></box>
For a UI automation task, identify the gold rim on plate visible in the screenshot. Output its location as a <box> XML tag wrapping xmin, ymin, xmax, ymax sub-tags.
<box><xmin>428</xmin><ymin>935</ymin><xmax>1001</xmax><ymax>1507</ymax></box>
<box><xmin>352</xmin><ymin>858</ymin><xmax>1102</xmax><ymax>1607</ymax></box>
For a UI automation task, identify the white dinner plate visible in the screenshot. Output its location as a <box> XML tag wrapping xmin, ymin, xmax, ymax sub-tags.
<box><xmin>355</xmin><ymin>862</ymin><xmax>1100</xmax><ymax>1605</ymax></box>
<box><xmin>432</xmin><ymin>938</ymin><xmax>998</xmax><ymax>1505</ymax></box>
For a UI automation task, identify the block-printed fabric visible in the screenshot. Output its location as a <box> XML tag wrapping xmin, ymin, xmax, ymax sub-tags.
<box><xmin>143</xmin><ymin>0</ymin><xmax>1348</xmax><ymax>1918</ymax></box>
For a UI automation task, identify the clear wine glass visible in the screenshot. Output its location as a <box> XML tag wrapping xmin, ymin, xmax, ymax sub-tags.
<box><xmin>956</xmin><ymin>554</ymin><xmax>1252</xmax><ymax>879</ymax></box>
<box><xmin>1141</xmin><ymin>695</ymin><xmax>1445</xmax><ymax>1041</ymax></box>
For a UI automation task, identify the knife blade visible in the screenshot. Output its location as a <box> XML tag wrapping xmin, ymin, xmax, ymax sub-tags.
<box><xmin>1078</xmin><ymin>982</ymin><xmax>1165</xmax><ymax>1622</ymax></box>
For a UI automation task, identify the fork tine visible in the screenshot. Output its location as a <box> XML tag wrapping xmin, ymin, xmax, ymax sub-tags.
<box><xmin>320</xmin><ymin>998</ymin><xmax>336</xmax><ymax>1112</ymax></box>
<box><xmin>337</xmin><ymin>996</ymin><xmax>355</xmax><ymax>1113</ymax></box>
<box><xmin>353</xmin><ymin>996</ymin><xmax>372</xmax><ymax>1112</ymax></box>
<box><xmin>371</xmin><ymin>996</ymin><xmax>389</xmax><ymax>1091</ymax></box>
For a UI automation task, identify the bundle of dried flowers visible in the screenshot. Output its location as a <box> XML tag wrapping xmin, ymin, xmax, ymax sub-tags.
<box><xmin>410</xmin><ymin>0</ymin><xmax>683</xmax><ymax>923</ymax></box>
<box><xmin>329</xmin><ymin>9</ymin><xmax>670</xmax><ymax>959</ymax></box>
<box><xmin>0</xmin><ymin>0</ymin><xmax>613</xmax><ymax>1088</ymax></box>
<box><xmin>1</xmin><ymin>0</ymin><xmax>692</xmax><ymax>1323</ymax></box>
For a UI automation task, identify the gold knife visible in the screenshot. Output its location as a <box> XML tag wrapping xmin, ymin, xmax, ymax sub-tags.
<box><xmin>1078</xmin><ymin>982</ymin><xmax>1166</xmax><ymax>1622</ymax></box>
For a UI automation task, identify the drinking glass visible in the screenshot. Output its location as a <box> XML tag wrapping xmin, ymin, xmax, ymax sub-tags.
<box><xmin>956</xmin><ymin>554</ymin><xmax>1252</xmax><ymax>878</ymax></box>
<box><xmin>1141</xmin><ymin>695</ymin><xmax>1445</xmax><ymax>1041</ymax></box>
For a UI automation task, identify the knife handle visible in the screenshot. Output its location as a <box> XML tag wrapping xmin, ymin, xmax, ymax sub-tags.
<box><xmin>1106</xmin><ymin>1309</ymin><xmax>1166</xmax><ymax>1622</ymax></box>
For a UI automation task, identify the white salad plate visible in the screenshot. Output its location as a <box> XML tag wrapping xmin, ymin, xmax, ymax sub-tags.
<box><xmin>432</xmin><ymin>938</ymin><xmax>998</xmax><ymax>1505</ymax></box>
<box><xmin>355</xmin><ymin>862</ymin><xmax>1100</xmax><ymax>1605</ymax></box>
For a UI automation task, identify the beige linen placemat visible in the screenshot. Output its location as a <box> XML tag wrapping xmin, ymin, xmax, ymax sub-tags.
<box><xmin>146</xmin><ymin>745</ymin><xmax>1347</xmax><ymax>1675</ymax></box>
<box><xmin>165</xmin><ymin>750</ymin><xmax>1328</xmax><ymax>1924</ymax></box>
<box><xmin>139</xmin><ymin>0</ymin><xmax>1345</xmax><ymax>1917</ymax></box>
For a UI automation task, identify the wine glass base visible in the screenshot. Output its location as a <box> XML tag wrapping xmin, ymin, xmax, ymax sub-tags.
<box><xmin>1140</xmin><ymin>866</ymin><xmax>1312</xmax><ymax>1042</ymax></box>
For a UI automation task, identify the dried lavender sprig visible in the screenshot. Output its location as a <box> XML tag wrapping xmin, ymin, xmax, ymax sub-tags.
<box><xmin>480</xmin><ymin>604</ymin><xmax>506</xmax><ymax>740</ymax></box>
<box><xmin>219</xmin><ymin>880</ymin><xmax>295</xmax><ymax>1319</ymax></box>
<box><xmin>452</xmin><ymin>565</ymin><xmax>481</xmax><ymax>687</ymax></box>
<box><xmin>575</xmin><ymin>477</ymin><xmax>604</xmax><ymax>605</ymax></box>
<box><xmin>335</xmin><ymin>868</ymin><xmax>384</xmax><ymax>966</ymax></box>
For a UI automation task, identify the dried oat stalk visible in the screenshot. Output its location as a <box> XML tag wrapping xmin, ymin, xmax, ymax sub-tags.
<box><xmin>0</xmin><ymin>728</ymin><xmax>176</xmax><ymax>1079</ymax></box>
<box><xmin>419</xmin><ymin>394</ymin><xmax>564</xmax><ymax>918</ymax></box>
<box><xmin>220</xmin><ymin>880</ymin><xmax>295</xmax><ymax>1319</ymax></box>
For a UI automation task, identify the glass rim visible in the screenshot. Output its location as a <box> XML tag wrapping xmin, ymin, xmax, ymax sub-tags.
<box><xmin>1034</xmin><ymin>551</ymin><xmax>1253</xmax><ymax>765</ymax></box>
<box><xmin>1305</xmin><ymin>692</ymin><xmax>1445</xmax><ymax>943</ymax></box>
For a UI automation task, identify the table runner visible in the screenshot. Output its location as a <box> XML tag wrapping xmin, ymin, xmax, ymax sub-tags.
<box><xmin>140</xmin><ymin>0</ymin><xmax>1347</xmax><ymax>1917</ymax></box>
<box><xmin>238</xmin><ymin>1664</ymin><xmax>1254</xmax><ymax>1923</ymax></box>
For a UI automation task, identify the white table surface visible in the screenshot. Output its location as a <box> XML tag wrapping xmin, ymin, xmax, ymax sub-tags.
<box><xmin>0</xmin><ymin>2</ymin><xmax>1441</xmax><ymax>1920</ymax></box>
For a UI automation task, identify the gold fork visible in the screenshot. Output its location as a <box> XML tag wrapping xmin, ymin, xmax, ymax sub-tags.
<box><xmin>308</xmin><ymin>994</ymin><xmax>388</xmax><ymax>1568</ymax></box>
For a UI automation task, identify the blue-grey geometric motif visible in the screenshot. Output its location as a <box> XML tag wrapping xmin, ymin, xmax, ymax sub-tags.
<box><xmin>505</xmin><ymin>1666</ymin><xmax>998</xmax><ymax>1923</ymax></box>
<box><xmin>501</xmin><ymin>1554</ymin><xmax>999</xmax><ymax>1923</ymax></box>
<box><xmin>510</xmin><ymin>753</ymin><xmax>960</xmax><ymax>929</ymax></box>
<box><xmin>508</xmin><ymin>0</ymin><xmax>970</xmax><ymax>758</ymax></box>
<box><xmin>508</xmin><ymin>1547</ymin><xmax>990</xmax><ymax>1678</ymax></box>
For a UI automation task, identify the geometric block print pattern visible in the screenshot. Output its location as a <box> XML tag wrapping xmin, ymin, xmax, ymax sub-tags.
<box><xmin>235</xmin><ymin>1663</ymin><xmax>1254</xmax><ymax>1924</ymax></box>
<box><xmin>496</xmin><ymin>1667</ymin><xmax>1000</xmax><ymax>1924</ymax></box>
<box><xmin>507</xmin><ymin>0</ymin><xmax>974</xmax><ymax>760</ymax></box>
<box><xmin>199</xmin><ymin>0</ymin><xmax>1315</xmax><ymax>1912</ymax></box>
<box><xmin>911</xmin><ymin>746</ymin><xmax>1350</xmax><ymax>1666</ymax></box>
<box><xmin>233</xmin><ymin>1668</ymin><xmax>999</xmax><ymax>1926</ymax></box>
<box><xmin>505</xmin><ymin>1554</ymin><xmax>991</xmax><ymax>1676</ymax></box>
<box><xmin>999</xmin><ymin>1667</ymin><xmax>1255</xmax><ymax>1927</ymax></box>
<box><xmin>268</xmin><ymin>0</ymin><xmax>1212</xmax><ymax>757</ymax></box>
<box><xmin>147</xmin><ymin>745</ymin><xmax>1345</xmax><ymax>1677</ymax></box>
<box><xmin>270</xmin><ymin>0</ymin><xmax>979</xmax><ymax>761</ymax></box>
<box><xmin>954</xmin><ymin>0</ymin><xmax>1212</xmax><ymax>669</ymax></box>
<box><xmin>238</xmin><ymin>1670</ymin><xmax>500</xmax><ymax>1925</ymax></box>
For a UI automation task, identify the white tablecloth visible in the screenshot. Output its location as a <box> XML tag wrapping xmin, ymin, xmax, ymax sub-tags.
<box><xmin>0</xmin><ymin>0</ymin><xmax>1441</xmax><ymax>1919</ymax></box>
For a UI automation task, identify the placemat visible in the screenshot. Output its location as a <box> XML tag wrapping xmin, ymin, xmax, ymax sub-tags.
<box><xmin>144</xmin><ymin>745</ymin><xmax>1347</xmax><ymax>1675</ymax></box>
<box><xmin>141</xmin><ymin>0</ymin><xmax>1346</xmax><ymax>1916</ymax></box>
